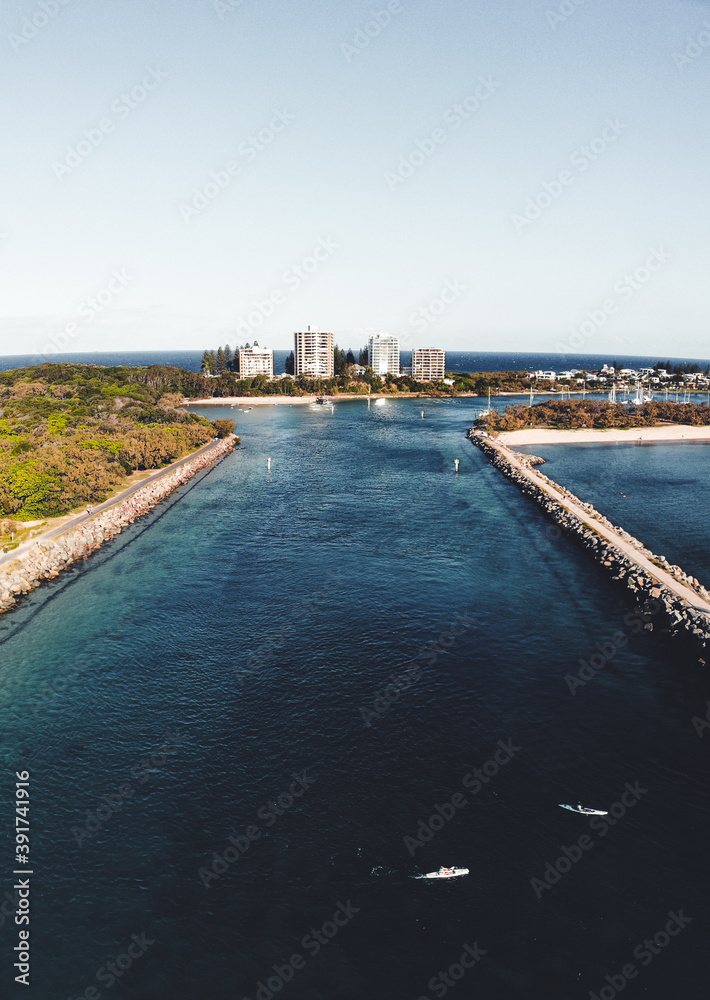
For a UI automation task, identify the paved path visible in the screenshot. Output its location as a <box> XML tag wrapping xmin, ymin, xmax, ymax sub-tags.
<box><xmin>485</xmin><ymin>435</ymin><xmax>710</xmax><ymax>616</ymax></box>
<box><xmin>0</xmin><ymin>437</ymin><xmax>221</xmax><ymax>571</ymax></box>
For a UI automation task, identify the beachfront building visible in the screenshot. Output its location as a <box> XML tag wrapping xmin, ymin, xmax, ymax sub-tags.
<box><xmin>238</xmin><ymin>345</ymin><xmax>274</xmax><ymax>378</ymax></box>
<box><xmin>411</xmin><ymin>348</ymin><xmax>446</xmax><ymax>382</ymax></box>
<box><xmin>367</xmin><ymin>334</ymin><xmax>400</xmax><ymax>376</ymax></box>
<box><xmin>294</xmin><ymin>326</ymin><xmax>334</xmax><ymax>378</ymax></box>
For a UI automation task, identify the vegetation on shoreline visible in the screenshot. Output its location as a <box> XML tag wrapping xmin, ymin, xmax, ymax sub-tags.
<box><xmin>0</xmin><ymin>364</ymin><xmax>234</xmax><ymax>521</ymax></box>
<box><xmin>196</xmin><ymin>367</ymin><xmax>545</xmax><ymax>397</ymax></box>
<box><xmin>477</xmin><ymin>398</ymin><xmax>710</xmax><ymax>433</ymax></box>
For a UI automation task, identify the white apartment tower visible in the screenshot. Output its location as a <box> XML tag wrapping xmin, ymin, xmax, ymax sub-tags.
<box><xmin>238</xmin><ymin>345</ymin><xmax>274</xmax><ymax>378</ymax></box>
<box><xmin>294</xmin><ymin>326</ymin><xmax>334</xmax><ymax>378</ymax></box>
<box><xmin>367</xmin><ymin>334</ymin><xmax>400</xmax><ymax>376</ymax></box>
<box><xmin>412</xmin><ymin>348</ymin><xmax>446</xmax><ymax>382</ymax></box>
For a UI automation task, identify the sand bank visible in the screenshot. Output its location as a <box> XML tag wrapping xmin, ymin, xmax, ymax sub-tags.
<box><xmin>186</xmin><ymin>396</ymin><xmax>318</xmax><ymax>406</ymax></box>
<box><xmin>184</xmin><ymin>395</ymin><xmax>393</xmax><ymax>406</ymax></box>
<box><xmin>498</xmin><ymin>425</ymin><xmax>710</xmax><ymax>446</ymax></box>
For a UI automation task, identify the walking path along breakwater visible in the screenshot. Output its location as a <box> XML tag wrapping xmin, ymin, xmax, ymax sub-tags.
<box><xmin>468</xmin><ymin>429</ymin><xmax>710</xmax><ymax>652</ymax></box>
<box><xmin>0</xmin><ymin>435</ymin><xmax>237</xmax><ymax>613</ymax></box>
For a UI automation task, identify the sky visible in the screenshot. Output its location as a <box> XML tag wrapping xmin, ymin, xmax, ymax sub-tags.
<box><xmin>1</xmin><ymin>0</ymin><xmax>709</xmax><ymax>359</ymax></box>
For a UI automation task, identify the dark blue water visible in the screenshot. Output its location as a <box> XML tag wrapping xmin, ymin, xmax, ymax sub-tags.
<box><xmin>1</xmin><ymin>350</ymin><xmax>708</xmax><ymax>376</ymax></box>
<box><xmin>1</xmin><ymin>399</ymin><xmax>708</xmax><ymax>999</ymax></box>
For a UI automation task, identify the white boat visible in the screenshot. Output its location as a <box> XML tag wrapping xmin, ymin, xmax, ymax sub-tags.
<box><xmin>628</xmin><ymin>381</ymin><xmax>653</xmax><ymax>406</ymax></box>
<box><xmin>559</xmin><ymin>803</ymin><xmax>608</xmax><ymax>816</ymax></box>
<box><xmin>373</xmin><ymin>397</ymin><xmax>386</xmax><ymax>407</ymax></box>
<box><xmin>420</xmin><ymin>866</ymin><xmax>469</xmax><ymax>879</ymax></box>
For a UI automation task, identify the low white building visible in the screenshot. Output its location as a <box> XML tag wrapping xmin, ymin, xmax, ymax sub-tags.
<box><xmin>238</xmin><ymin>345</ymin><xmax>274</xmax><ymax>378</ymax></box>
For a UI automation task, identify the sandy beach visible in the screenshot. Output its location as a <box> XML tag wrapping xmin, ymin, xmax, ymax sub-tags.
<box><xmin>184</xmin><ymin>394</ymin><xmax>392</xmax><ymax>406</ymax></box>
<box><xmin>185</xmin><ymin>396</ymin><xmax>319</xmax><ymax>406</ymax></box>
<box><xmin>498</xmin><ymin>425</ymin><xmax>710</xmax><ymax>446</ymax></box>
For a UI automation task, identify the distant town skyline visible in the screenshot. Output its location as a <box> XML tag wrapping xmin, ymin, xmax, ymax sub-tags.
<box><xmin>2</xmin><ymin>1</ymin><xmax>709</xmax><ymax>360</ymax></box>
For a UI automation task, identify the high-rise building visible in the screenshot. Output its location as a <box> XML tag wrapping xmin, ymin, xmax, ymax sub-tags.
<box><xmin>412</xmin><ymin>348</ymin><xmax>446</xmax><ymax>382</ymax></box>
<box><xmin>294</xmin><ymin>326</ymin><xmax>334</xmax><ymax>378</ymax></box>
<box><xmin>238</xmin><ymin>345</ymin><xmax>273</xmax><ymax>378</ymax></box>
<box><xmin>367</xmin><ymin>334</ymin><xmax>400</xmax><ymax>376</ymax></box>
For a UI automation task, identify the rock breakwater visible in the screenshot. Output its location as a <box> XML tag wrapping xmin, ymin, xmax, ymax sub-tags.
<box><xmin>469</xmin><ymin>430</ymin><xmax>710</xmax><ymax>651</ymax></box>
<box><xmin>0</xmin><ymin>437</ymin><xmax>236</xmax><ymax>613</ymax></box>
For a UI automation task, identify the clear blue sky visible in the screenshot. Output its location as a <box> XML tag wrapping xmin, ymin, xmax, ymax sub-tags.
<box><xmin>1</xmin><ymin>0</ymin><xmax>709</xmax><ymax>358</ymax></box>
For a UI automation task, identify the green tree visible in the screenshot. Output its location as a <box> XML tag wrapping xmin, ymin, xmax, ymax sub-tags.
<box><xmin>216</xmin><ymin>347</ymin><xmax>226</xmax><ymax>373</ymax></box>
<box><xmin>223</xmin><ymin>345</ymin><xmax>233</xmax><ymax>371</ymax></box>
<box><xmin>333</xmin><ymin>345</ymin><xmax>347</xmax><ymax>374</ymax></box>
<box><xmin>213</xmin><ymin>419</ymin><xmax>236</xmax><ymax>438</ymax></box>
<box><xmin>9</xmin><ymin>466</ymin><xmax>64</xmax><ymax>518</ymax></box>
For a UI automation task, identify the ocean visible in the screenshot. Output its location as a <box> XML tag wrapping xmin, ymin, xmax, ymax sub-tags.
<box><xmin>0</xmin><ymin>398</ymin><xmax>708</xmax><ymax>999</ymax></box>
<box><xmin>0</xmin><ymin>349</ymin><xmax>708</xmax><ymax>376</ymax></box>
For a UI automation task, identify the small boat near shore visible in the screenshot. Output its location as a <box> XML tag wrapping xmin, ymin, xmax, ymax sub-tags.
<box><xmin>315</xmin><ymin>396</ymin><xmax>329</xmax><ymax>404</ymax></box>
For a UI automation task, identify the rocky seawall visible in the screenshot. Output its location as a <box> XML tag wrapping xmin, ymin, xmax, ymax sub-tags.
<box><xmin>469</xmin><ymin>430</ymin><xmax>710</xmax><ymax>651</ymax></box>
<box><xmin>0</xmin><ymin>437</ymin><xmax>236</xmax><ymax>613</ymax></box>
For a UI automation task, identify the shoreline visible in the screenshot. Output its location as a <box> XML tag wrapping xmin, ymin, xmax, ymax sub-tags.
<box><xmin>186</xmin><ymin>396</ymin><xmax>320</xmax><ymax>406</ymax></box>
<box><xmin>0</xmin><ymin>436</ymin><xmax>237</xmax><ymax>612</ymax></box>
<box><xmin>469</xmin><ymin>430</ymin><xmax>710</xmax><ymax>650</ymax></box>
<box><xmin>183</xmin><ymin>394</ymin><xmax>446</xmax><ymax>405</ymax></box>
<box><xmin>498</xmin><ymin>425</ymin><xmax>710</xmax><ymax>446</ymax></box>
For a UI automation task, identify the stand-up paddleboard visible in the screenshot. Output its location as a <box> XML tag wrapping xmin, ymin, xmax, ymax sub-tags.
<box><xmin>559</xmin><ymin>803</ymin><xmax>608</xmax><ymax>816</ymax></box>
<box><xmin>418</xmin><ymin>867</ymin><xmax>469</xmax><ymax>879</ymax></box>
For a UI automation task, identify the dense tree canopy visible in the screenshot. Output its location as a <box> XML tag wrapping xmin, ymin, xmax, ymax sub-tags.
<box><xmin>0</xmin><ymin>364</ymin><xmax>232</xmax><ymax>519</ymax></box>
<box><xmin>478</xmin><ymin>398</ymin><xmax>710</xmax><ymax>433</ymax></box>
